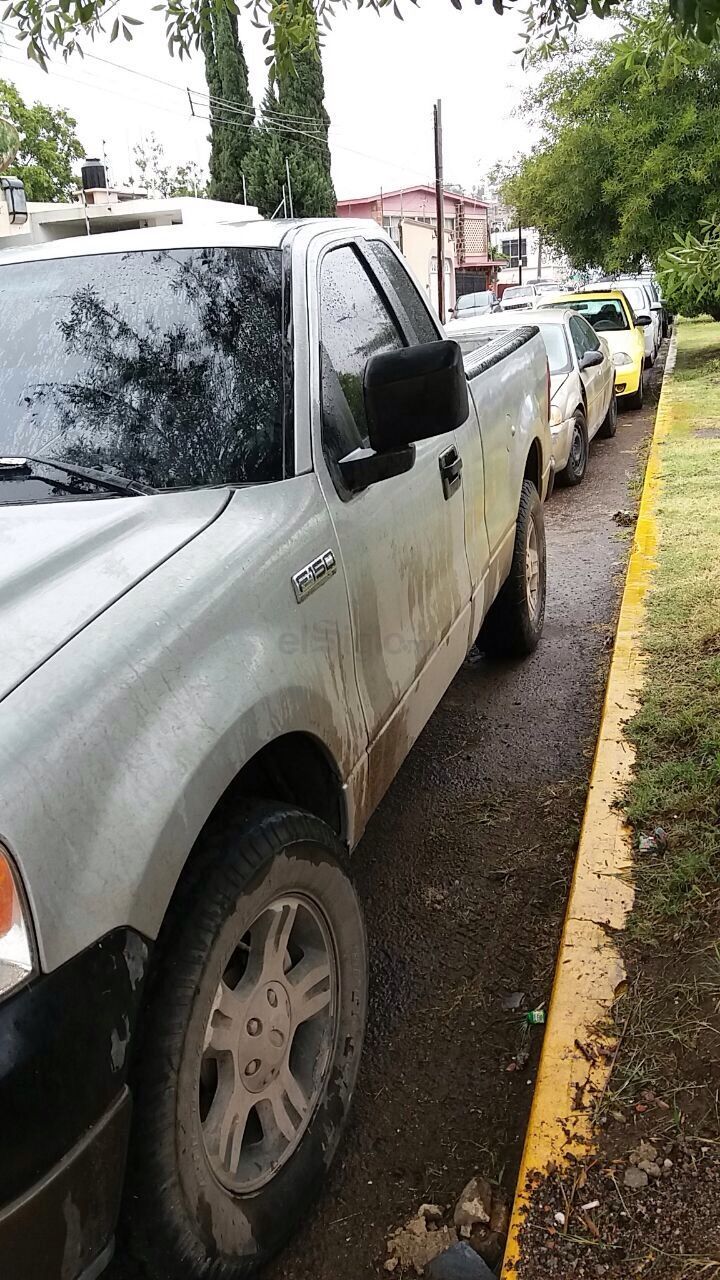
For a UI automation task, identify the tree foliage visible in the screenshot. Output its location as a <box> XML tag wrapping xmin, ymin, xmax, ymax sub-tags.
<box><xmin>201</xmin><ymin>1</ymin><xmax>254</xmax><ymax>200</ymax></box>
<box><xmin>501</xmin><ymin>7</ymin><xmax>720</xmax><ymax>273</ymax></box>
<box><xmin>4</xmin><ymin>0</ymin><xmax>720</xmax><ymax>84</ymax></box>
<box><xmin>0</xmin><ymin>78</ymin><xmax>83</xmax><ymax>199</ymax></box>
<box><xmin>659</xmin><ymin>217</ymin><xmax>720</xmax><ymax>319</ymax></box>
<box><xmin>133</xmin><ymin>133</ymin><xmax>207</xmax><ymax>197</ymax></box>
<box><xmin>246</xmin><ymin>18</ymin><xmax>335</xmax><ymax>218</ymax></box>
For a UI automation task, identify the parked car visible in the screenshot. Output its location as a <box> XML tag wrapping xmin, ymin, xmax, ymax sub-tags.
<box><xmin>538</xmin><ymin>290</ymin><xmax>650</xmax><ymax>409</ymax></box>
<box><xmin>581</xmin><ymin>279</ymin><xmax>661</xmax><ymax>365</ymax></box>
<box><xmin>0</xmin><ymin>219</ymin><xmax>552</xmax><ymax>1280</ymax></box>
<box><xmin>450</xmin><ymin>289</ymin><xmax>500</xmax><ymax>320</ymax></box>
<box><xmin>447</xmin><ymin>307</ymin><xmax>616</xmax><ymax>486</ymax></box>
<box><xmin>500</xmin><ymin>280</ymin><xmax>562</xmax><ymax>311</ymax></box>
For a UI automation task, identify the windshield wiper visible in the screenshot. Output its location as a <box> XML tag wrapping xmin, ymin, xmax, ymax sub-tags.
<box><xmin>6</xmin><ymin>456</ymin><xmax>156</xmax><ymax>496</ymax></box>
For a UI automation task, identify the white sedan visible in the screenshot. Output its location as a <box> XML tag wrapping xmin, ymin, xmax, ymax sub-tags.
<box><xmin>446</xmin><ymin>307</ymin><xmax>617</xmax><ymax>486</ymax></box>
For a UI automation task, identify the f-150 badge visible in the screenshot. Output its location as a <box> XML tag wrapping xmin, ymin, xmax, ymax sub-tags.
<box><xmin>292</xmin><ymin>549</ymin><xmax>337</xmax><ymax>603</ymax></box>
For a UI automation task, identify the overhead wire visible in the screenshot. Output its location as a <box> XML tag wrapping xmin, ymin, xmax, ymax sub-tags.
<box><xmin>0</xmin><ymin>20</ymin><xmax>433</xmax><ymax>183</ymax></box>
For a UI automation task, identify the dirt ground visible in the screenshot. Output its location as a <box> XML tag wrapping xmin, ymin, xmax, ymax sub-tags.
<box><xmin>110</xmin><ymin>356</ymin><xmax>666</xmax><ymax>1280</ymax></box>
<box><xmin>264</xmin><ymin>358</ymin><xmax>668</xmax><ymax>1280</ymax></box>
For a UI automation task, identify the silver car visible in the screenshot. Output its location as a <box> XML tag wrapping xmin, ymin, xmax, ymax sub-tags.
<box><xmin>446</xmin><ymin>306</ymin><xmax>617</xmax><ymax>486</ymax></box>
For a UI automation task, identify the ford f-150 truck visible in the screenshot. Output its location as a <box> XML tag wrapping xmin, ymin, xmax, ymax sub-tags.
<box><xmin>0</xmin><ymin>218</ymin><xmax>551</xmax><ymax>1280</ymax></box>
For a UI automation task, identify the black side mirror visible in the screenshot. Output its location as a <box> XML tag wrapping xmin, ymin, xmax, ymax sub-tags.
<box><xmin>366</xmin><ymin>340</ymin><xmax>469</xmax><ymax>450</ymax></box>
<box><xmin>337</xmin><ymin>341</ymin><xmax>469</xmax><ymax>492</ymax></box>
<box><xmin>579</xmin><ymin>349</ymin><xmax>604</xmax><ymax>370</ymax></box>
<box><xmin>636</xmin><ymin>314</ymin><xmax>652</xmax><ymax>327</ymax></box>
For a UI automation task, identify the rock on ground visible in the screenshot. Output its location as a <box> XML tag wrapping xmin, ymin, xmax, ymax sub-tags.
<box><xmin>424</xmin><ymin>1241</ymin><xmax>497</xmax><ymax>1279</ymax></box>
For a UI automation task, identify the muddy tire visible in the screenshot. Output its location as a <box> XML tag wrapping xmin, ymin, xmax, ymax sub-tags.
<box><xmin>558</xmin><ymin>410</ymin><xmax>589</xmax><ymax>487</ymax></box>
<box><xmin>122</xmin><ymin>805</ymin><xmax>367</xmax><ymax>1279</ymax></box>
<box><xmin>479</xmin><ymin>479</ymin><xmax>546</xmax><ymax>659</ymax></box>
<box><xmin>598</xmin><ymin>392</ymin><xmax>618</xmax><ymax>439</ymax></box>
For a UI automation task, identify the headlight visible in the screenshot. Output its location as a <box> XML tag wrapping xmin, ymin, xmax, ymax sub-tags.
<box><xmin>614</xmin><ymin>351</ymin><xmax>632</xmax><ymax>366</ymax></box>
<box><xmin>549</xmin><ymin>405</ymin><xmax>565</xmax><ymax>427</ymax></box>
<box><xmin>0</xmin><ymin>846</ymin><xmax>36</xmax><ymax>997</ymax></box>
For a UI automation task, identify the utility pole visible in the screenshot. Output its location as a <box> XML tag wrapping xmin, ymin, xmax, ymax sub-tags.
<box><xmin>433</xmin><ymin>99</ymin><xmax>445</xmax><ymax>324</ymax></box>
<box><xmin>536</xmin><ymin>229</ymin><xmax>543</xmax><ymax>281</ymax></box>
<box><xmin>285</xmin><ymin>157</ymin><xmax>294</xmax><ymax>218</ymax></box>
<box><xmin>517</xmin><ymin>210</ymin><xmax>523</xmax><ymax>287</ymax></box>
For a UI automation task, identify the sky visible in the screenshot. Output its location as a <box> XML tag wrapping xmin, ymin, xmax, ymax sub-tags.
<box><xmin>0</xmin><ymin>1</ymin><xmax>540</xmax><ymax>201</ymax></box>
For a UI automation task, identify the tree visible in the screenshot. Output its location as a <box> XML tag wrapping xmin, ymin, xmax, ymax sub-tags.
<box><xmin>0</xmin><ymin>79</ymin><xmax>83</xmax><ymax>200</ymax></box>
<box><xmin>0</xmin><ymin>112</ymin><xmax>19</xmax><ymax>169</ymax></box>
<box><xmin>659</xmin><ymin>217</ymin><xmax>720</xmax><ymax>318</ymax></box>
<box><xmin>246</xmin><ymin>14</ymin><xmax>335</xmax><ymax>219</ymax></box>
<box><xmin>6</xmin><ymin>0</ymin><xmax>720</xmax><ymax>87</ymax></box>
<box><xmin>133</xmin><ymin>133</ymin><xmax>207</xmax><ymax>198</ymax></box>
<box><xmin>201</xmin><ymin>2</ymin><xmax>254</xmax><ymax>201</ymax></box>
<box><xmin>500</xmin><ymin>6</ymin><xmax>720</xmax><ymax>274</ymax></box>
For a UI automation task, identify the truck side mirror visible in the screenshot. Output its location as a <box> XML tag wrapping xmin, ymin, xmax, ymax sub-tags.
<box><xmin>365</xmin><ymin>340</ymin><xmax>469</xmax><ymax>451</ymax></box>
<box><xmin>337</xmin><ymin>341</ymin><xmax>469</xmax><ymax>492</ymax></box>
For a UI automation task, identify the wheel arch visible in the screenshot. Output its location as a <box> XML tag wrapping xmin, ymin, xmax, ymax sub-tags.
<box><xmin>523</xmin><ymin>436</ymin><xmax>543</xmax><ymax>495</ymax></box>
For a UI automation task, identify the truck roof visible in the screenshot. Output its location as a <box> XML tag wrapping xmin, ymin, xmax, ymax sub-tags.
<box><xmin>0</xmin><ymin>217</ymin><xmax>379</xmax><ymax>268</ymax></box>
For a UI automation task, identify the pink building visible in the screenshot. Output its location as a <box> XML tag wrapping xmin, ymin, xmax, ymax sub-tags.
<box><xmin>336</xmin><ymin>185</ymin><xmax>499</xmax><ymax>295</ymax></box>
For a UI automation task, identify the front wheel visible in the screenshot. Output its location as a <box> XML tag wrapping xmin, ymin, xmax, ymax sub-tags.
<box><xmin>122</xmin><ymin>806</ymin><xmax>367</xmax><ymax>1279</ymax></box>
<box><xmin>598</xmin><ymin>392</ymin><xmax>618</xmax><ymax>439</ymax></box>
<box><xmin>558</xmin><ymin>410</ymin><xmax>589</xmax><ymax>487</ymax></box>
<box><xmin>626</xmin><ymin>369</ymin><xmax>644</xmax><ymax>411</ymax></box>
<box><xmin>479</xmin><ymin>478</ymin><xmax>546</xmax><ymax>659</ymax></box>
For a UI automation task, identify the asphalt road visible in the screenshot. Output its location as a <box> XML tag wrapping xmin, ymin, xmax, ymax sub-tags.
<box><xmin>110</xmin><ymin>351</ymin><xmax>666</xmax><ymax>1280</ymax></box>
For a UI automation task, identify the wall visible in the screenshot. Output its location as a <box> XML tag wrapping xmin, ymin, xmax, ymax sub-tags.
<box><xmin>399</xmin><ymin>219</ymin><xmax>455</xmax><ymax>313</ymax></box>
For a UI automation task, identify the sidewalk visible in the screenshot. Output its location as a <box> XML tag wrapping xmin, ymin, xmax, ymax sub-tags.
<box><xmin>503</xmin><ymin>319</ymin><xmax>720</xmax><ymax>1279</ymax></box>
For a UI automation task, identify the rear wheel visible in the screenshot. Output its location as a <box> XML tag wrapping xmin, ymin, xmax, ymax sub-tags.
<box><xmin>559</xmin><ymin>410</ymin><xmax>589</xmax><ymax>486</ymax></box>
<box><xmin>479</xmin><ymin>478</ymin><xmax>546</xmax><ymax>659</ymax></box>
<box><xmin>122</xmin><ymin>806</ymin><xmax>367</xmax><ymax>1279</ymax></box>
<box><xmin>598</xmin><ymin>392</ymin><xmax>618</xmax><ymax>439</ymax></box>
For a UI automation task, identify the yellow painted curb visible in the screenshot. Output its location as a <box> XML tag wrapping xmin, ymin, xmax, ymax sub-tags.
<box><xmin>502</xmin><ymin>334</ymin><xmax>678</xmax><ymax>1276</ymax></box>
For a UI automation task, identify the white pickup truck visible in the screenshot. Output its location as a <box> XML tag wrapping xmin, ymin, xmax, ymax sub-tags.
<box><xmin>0</xmin><ymin>219</ymin><xmax>551</xmax><ymax>1280</ymax></box>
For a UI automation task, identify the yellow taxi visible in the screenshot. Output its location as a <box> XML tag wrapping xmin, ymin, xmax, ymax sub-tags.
<box><xmin>538</xmin><ymin>290</ymin><xmax>648</xmax><ymax>409</ymax></box>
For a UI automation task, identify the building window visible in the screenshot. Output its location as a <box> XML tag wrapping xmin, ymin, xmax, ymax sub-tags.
<box><xmin>501</xmin><ymin>237</ymin><xmax>527</xmax><ymax>268</ymax></box>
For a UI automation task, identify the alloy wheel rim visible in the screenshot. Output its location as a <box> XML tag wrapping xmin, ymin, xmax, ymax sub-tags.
<box><xmin>199</xmin><ymin>893</ymin><xmax>338</xmax><ymax>1193</ymax></box>
<box><xmin>526</xmin><ymin>517</ymin><xmax>541</xmax><ymax>618</ymax></box>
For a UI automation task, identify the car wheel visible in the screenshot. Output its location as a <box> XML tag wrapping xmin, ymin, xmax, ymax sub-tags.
<box><xmin>479</xmin><ymin>478</ymin><xmax>546</xmax><ymax>659</ymax></box>
<box><xmin>558</xmin><ymin>410</ymin><xmax>589</xmax><ymax>486</ymax></box>
<box><xmin>598</xmin><ymin>392</ymin><xmax>618</xmax><ymax>439</ymax></box>
<box><xmin>626</xmin><ymin>368</ymin><xmax>644</xmax><ymax>410</ymax></box>
<box><xmin>122</xmin><ymin>805</ymin><xmax>367</xmax><ymax>1279</ymax></box>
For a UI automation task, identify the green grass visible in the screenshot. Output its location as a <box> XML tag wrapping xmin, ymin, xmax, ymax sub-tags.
<box><xmin>625</xmin><ymin>319</ymin><xmax>720</xmax><ymax>945</ymax></box>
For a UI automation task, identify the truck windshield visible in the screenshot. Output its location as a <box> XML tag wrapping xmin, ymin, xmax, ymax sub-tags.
<box><xmin>0</xmin><ymin>246</ymin><xmax>287</xmax><ymax>499</ymax></box>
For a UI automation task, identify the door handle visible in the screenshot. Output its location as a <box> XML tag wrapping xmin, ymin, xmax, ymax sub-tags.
<box><xmin>439</xmin><ymin>445</ymin><xmax>463</xmax><ymax>500</ymax></box>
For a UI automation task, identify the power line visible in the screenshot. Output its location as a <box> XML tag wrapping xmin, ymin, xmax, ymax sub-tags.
<box><xmin>0</xmin><ymin>25</ymin><xmax>432</xmax><ymax>184</ymax></box>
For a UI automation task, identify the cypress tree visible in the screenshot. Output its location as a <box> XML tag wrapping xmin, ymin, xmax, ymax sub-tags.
<box><xmin>247</xmin><ymin>17</ymin><xmax>335</xmax><ymax>219</ymax></box>
<box><xmin>202</xmin><ymin>4</ymin><xmax>254</xmax><ymax>203</ymax></box>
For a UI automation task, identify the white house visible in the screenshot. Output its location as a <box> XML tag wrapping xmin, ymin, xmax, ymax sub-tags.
<box><xmin>1</xmin><ymin>175</ymin><xmax>259</xmax><ymax>252</ymax></box>
<box><xmin>490</xmin><ymin>225</ymin><xmax>568</xmax><ymax>288</ymax></box>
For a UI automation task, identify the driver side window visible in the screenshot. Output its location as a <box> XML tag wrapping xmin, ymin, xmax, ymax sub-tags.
<box><xmin>569</xmin><ymin>315</ymin><xmax>591</xmax><ymax>361</ymax></box>
<box><xmin>319</xmin><ymin>245</ymin><xmax>404</xmax><ymax>485</ymax></box>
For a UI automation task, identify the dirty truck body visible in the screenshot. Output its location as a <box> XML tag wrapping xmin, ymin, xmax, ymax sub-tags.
<box><xmin>0</xmin><ymin>218</ymin><xmax>551</xmax><ymax>1279</ymax></box>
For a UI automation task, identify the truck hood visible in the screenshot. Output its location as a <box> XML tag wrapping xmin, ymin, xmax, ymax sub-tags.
<box><xmin>0</xmin><ymin>489</ymin><xmax>229</xmax><ymax>702</ymax></box>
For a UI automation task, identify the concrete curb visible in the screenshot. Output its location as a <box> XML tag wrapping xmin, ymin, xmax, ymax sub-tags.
<box><xmin>501</xmin><ymin>333</ymin><xmax>679</xmax><ymax>1277</ymax></box>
